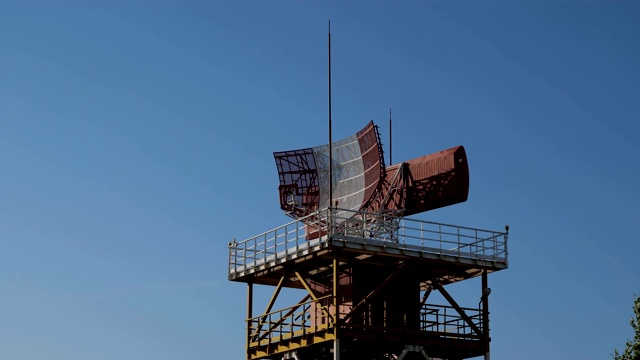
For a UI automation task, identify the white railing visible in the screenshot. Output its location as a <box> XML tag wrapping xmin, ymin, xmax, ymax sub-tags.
<box><xmin>228</xmin><ymin>208</ymin><xmax>332</xmax><ymax>277</ymax></box>
<box><xmin>332</xmin><ymin>208</ymin><xmax>508</xmax><ymax>262</ymax></box>
<box><xmin>228</xmin><ymin>208</ymin><xmax>508</xmax><ymax>278</ymax></box>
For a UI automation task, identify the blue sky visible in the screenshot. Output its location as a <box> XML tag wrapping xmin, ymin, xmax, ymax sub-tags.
<box><xmin>1</xmin><ymin>1</ymin><xmax>639</xmax><ymax>359</ymax></box>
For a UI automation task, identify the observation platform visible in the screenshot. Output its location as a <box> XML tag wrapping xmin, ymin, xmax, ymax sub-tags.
<box><xmin>228</xmin><ymin>208</ymin><xmax>508</xmax><ymax>288</ymax></box>
<box><xmin>228</xmin><ymin>208</ymin><xmax>509</xmax><ymax>360</ymax></box>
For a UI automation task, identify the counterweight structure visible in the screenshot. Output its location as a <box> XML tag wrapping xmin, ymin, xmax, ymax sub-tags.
<box><xmin>228</xmin><ymin>121</ymin><xmax>509</xmax><ymax>360</ymax></box>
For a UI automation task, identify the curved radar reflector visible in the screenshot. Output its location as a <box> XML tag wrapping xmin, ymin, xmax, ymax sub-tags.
<box><xmin>273</xmin><ymin>121</ymin><xmax>384</xmax><ymax>222</ymax></box>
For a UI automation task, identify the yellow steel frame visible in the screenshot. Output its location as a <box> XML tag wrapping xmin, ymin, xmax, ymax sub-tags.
<box><xmin>251</xmin><ymin>275</ymin><xmax>285</xmax><ymax>342</ymax></box>
<box><xmin>249</xmin><ymin>326</ymin><xmax>335</xmax><ymax>360</ymax></box>
<box><xmin>256</xmin><ymin>294</ymin><xmax>311</xmax><ymax>342</ymax></box>
<box><xmin>244</xmin><ymin>257</ymin><xmax>491</xmax><ymax>360</ymax></box>
<box><xmin>245</xmin><ymin>267</ymin><xmax>340</xmax><ymax>360</ymax></box>
<box><xmin>295</xmin><ymin>271</ymin><xmax>334</xmax><ymax>326</ymax></box>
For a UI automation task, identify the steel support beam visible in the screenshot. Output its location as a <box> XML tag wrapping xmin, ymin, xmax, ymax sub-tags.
<box><xmin>246</xmin><ymin>282</ymin><xmax>253</xmax><ymax>354</ymax></box>
<box><xmin>258</xmin><ymin>294</ymin><xmax>312</xmax><ymax>342</ymax></box>
<box><xmin>434</xmin><ymin>283</ymin><xmax>483</xmax><ymax>337</ymax></box>
<box><xmin>251</xmin><ymin>275</ymin><xmax>286</xmax><ymax>341</ymax></box>
<box><xmin>295</xmin><ymin>271</ymin><xmax>334</xmax><ymax>325</ymax></box>
<box><xmin>482</xmin><ymin>269</ymin><xmax>490</xmax><ymax>360</ymax></box>
<box><xmin>419</xmin><ymin>287</ymin><xmax>432</xmax><ymax>308</ymax></box>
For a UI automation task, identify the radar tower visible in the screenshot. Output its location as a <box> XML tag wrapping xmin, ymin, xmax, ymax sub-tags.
<box><xmin>227</xmin><ymin>28</ymin><xmax>509</xmax><ymax>360</ymax></box>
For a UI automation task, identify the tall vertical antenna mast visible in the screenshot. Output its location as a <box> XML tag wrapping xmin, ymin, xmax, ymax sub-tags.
<box><xmin>389</xmin><ymin>107</ymin><xmax>392</xmax><ymax>165</ymax></box>
<box><xmin>328</xmin><ymin>20</ymin><xmax>333</xmax><ymax>209</ymax></box>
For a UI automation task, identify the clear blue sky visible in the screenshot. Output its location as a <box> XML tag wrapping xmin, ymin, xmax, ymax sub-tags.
<box><xmin>1</xmin><ymin>1</ymin><xmax>639</xmax><ymax>359</ymax></box>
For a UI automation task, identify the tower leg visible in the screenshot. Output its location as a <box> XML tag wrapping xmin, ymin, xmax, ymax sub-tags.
<box><xmin>247</xmin><ymin>282</ymin><xmax>253</xmax><ymax>359</ymax></box>
<box><xmin>482</xmin><ymin>270</ymin><xmax>490</xmax><ymax>360</ymax></box>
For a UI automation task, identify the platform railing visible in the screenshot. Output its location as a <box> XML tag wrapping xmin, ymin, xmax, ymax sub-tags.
<box><xmin>228</xmin><ymin>208</ymin><xmax>332</xmax><ymax>277</ymax></box>
<box><xmin>332</xmin><ymin>208</ymin><xmax>508</xmax><ymax>261</ymax></box>
<box><xmin>229</xmin><ymin>208</ymin><xmax>508</xmax><ymax>278</ymax></box>
<box><xmin>420</xmin><ymin>303</ymin><xmax>483</xmax><ymax>339</ymax></box>
<box><xmin>333</xmin><ymin>295</ymin><xmax>484</xmax><ymax>340</ymax></box>
<box><xmin>247</xmin><ymin>295</ymin><xmax>483</xmax><ymax>349</ymax></box>
<box><xmin>247</xmin><ymin>295</ymin><xmax>333</xmax><ymax>346</ymax></box>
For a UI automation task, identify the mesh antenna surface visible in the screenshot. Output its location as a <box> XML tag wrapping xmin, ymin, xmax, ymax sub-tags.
<box><xmin>274</xmin><ymin>120</ymin><xmax>471</xmax><ymax>226</ymax></box>
<box><xmin>273</xmin><ymin>121</ymin><xmax>385</xmax><ymax>223</ymax></box>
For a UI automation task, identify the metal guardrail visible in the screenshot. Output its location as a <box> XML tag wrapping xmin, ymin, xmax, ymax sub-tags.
<box><xmin>229</xmin><ymin>208</ymin><xmax>508</xmax><ymax>277</ymax></box>
<box><xmin>420</xmin><ymin>303</ymin><xmax>483</xmax><ymax>338</ymax></box>
<box><xmin>248</xmin><ymin>295</ymin><xmax>333</xmax><ymax>345</ymax></box>
<box><xmin>247</xmin><ymin>295</ymin><xmax>484</xmax><ymax>346</ymax></box>
<box><xmin>228</xmin><ymin>209</ymin><xmax>331</xmax><ymax>277</ymax></box>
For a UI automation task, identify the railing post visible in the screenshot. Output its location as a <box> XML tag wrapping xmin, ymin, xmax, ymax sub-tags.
<box><xmin>295</xmin><ymin>220</ymin><xmax>299</xmax><ymax>254</ymax></box>
<box><xmin>315</xmin><ymin>206</ymin><xmax>320</xmax><ymax>241</ymax></box>
<box><xmin>457</xmin><ymin>227</ymin><xmax>461</xmax><ymax>258</ymax></box>
<box><xmin>284</xmin><ymin>226</ymin><xmax>288</xmax><ymax>257</ymax></box>
<box><xmin>493</xmin><ymin>234</ymin><xmax>498</xmax><ymax>261</ymax></box>
<box><xmin>504</xmin><ymin>225</ymin><xmax>509</xmax><ymax>266</ymax></box>
<box><xmin>289</xmin><ymin>308</ymin><xmax>293</xmax><ymax>339</ymax></box>
<box><xmin>363</xmin><ymin>212</ymin><xmax>367</xmax><ymax>238</ymax></box>
<box><xmin>228</xmin><ymin>238</ymin><xmax>234</xmax><ymax>276</ymax></box>
<box><xmin>264</xmin><ymin>233</ymin><xmax>267</xmax><ymax>258</ymax></box>
<box><xmin>246</xmin><ymin>282</ymin><xmax>253</xmax><ymax>354</ymax></box>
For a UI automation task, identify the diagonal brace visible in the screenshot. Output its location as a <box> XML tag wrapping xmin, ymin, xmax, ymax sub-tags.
<box><xmin>251</xmin><ymin>275</ymin><xmax>285</xmax><ymax>340</ymax></box>
<box><xmin>419</xmin><ymin>287</ymin><xmax>432</xmax><ymax>309</ymax></box>
<box><xmin>434</xmin><ymin>283</ymin><xmax>483</xmax><ymax>337</ymax></box>
<box><xmin>257</xmin><ymin>294</ymin><xmax>312</xmax><ymax>342</ymax></box>
<box><xmin>295</xmin><ymin>271</ymin><xmax>334</xmax><ymax>325</ymax></box>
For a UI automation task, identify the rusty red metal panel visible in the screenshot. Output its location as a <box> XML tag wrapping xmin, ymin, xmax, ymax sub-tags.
<box><xmin>363</xmin><ymin>145</ymin><xmax>469</xmax><ymax>215</ymax></box>
<box><xmin>305</xmin><ymin>146</ymin><xmax>468</xmax><ymax>239</ymax></box>
<box><xmin>403</xmin><ymin>145</ymin><xmax>469</xmax><ymax>215</ymax></box>
<box><xmin>274</xmin><ymin>147</ymin><xmax>319</xmax><ymax>219</ymax></box>
<box><xmin>275</xmin><ymin>121</ymin><xmax>468</xmax><ymax>232</ymax></box>
<box><xmin>357</xmin><ymin>121</ymin><xmax>383</xmax><ymax>206</ymax></box>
